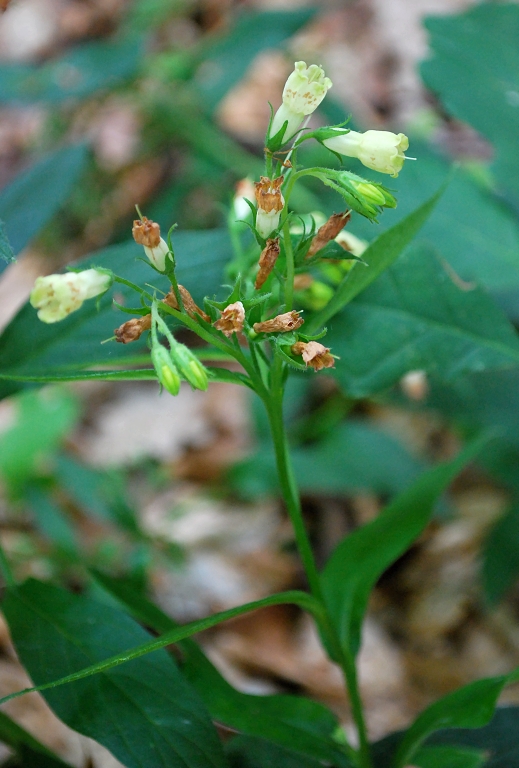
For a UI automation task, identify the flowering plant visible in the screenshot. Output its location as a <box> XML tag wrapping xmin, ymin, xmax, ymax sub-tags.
<box><xmin>0</xmin><ymin>50</ymin><xmax>518</xmax><ymax>768</ymax></box>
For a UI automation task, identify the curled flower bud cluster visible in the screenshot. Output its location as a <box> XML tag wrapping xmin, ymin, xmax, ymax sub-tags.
<box><xmin>323</xmin><ymin>129</ymin><xmax>409</xmax><ymax>177</ymax></box>
<box><xmin>255</xmin><ymin>176</ymin><xmax>284</xmax><ymax>239</ymax></box>
<box><xmin>214</xmin><ymin>301</ymin><xmax>245</xmax><ymax>337</ymax></box>
<box><xmin>30</xmin><ymin>269</ymin><xmax>112</xmax><ymax>324</ymax></box>
<box><xmin>269</xmin><ymin>62</ymin><xmax>332</xmax><ymax>145</ymax></box>
<box><xmin>292</xmin><ymin>341</ymin><xmax>335</xmax><ymax>371</ymax></box>
<box><xmin>132</xmin><ymin>216</ymin><xmax>170</xmax><ymax>271</ymax></box>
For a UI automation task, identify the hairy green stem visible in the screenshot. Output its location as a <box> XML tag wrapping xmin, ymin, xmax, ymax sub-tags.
<box><xmin>282</xmin><ymin>218</ymin><xmax>295</xmax><ymax>311</ymax></box>
<box><xmin>264</xmin><ymin>356</ymin><xmax>372</xmax><ymax>768</ymax></box>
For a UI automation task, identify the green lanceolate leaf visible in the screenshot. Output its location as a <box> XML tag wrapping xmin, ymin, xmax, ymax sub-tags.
<box><xmin>327</xmin><ymin>244</ymin><xmax>519</xmax><ymax>398</ymax></box>
<box><xmin>430</xmin><ymin>706</ymin><xmax>519</xmax><ymax>767</ymax></box>
<box><xmin>225</xmin><ymin>735</ymin><xmax>325</xmax><ymax>768</ymax></box>
<box><xmin>420</xmin><ymin>3</ymin><xmax>519</xmax><ymax>208</ymax></box>
<box><xmin>306</xmin><ymin>180</ymin><xmax>447</xmax><ymax>333</ymax></box>
<box><xmin>0</xmin><ymin>229</ymin><xmax>231</xmax><ymax>400</ymax></box>
<box><xmin>2</xmin><ymin>579</ymin><xmax>228</xmax><ymax>768</ymax></box>
<box><xmin>392</xmin><ymin>671</ymin><xmax>519</xmax><ymax>768</ymax></box>
<box><xmin>320</xmin><ymin>437</ymin><xmax>486</xmax><ymax>658</ymax></box>
<box><xmin>0</xmin><ymin>586</ymin><xmax>321</xmax><ymax>710</ymax></box>
<box><xmin>93</xmin><ymin>571</ymin><xmax>353</xmax><ymax>768</ymax></box>
<box><xmin>0</xmin><ymin>144</ymin><xmax>89</xmax><ymax>266</ymax></box>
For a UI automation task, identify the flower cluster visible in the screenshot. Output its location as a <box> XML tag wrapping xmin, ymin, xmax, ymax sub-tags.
<box><xmin>27</xmin><ymin>57</ymin><xmax>410</xmax><ymax>398</ymax></box>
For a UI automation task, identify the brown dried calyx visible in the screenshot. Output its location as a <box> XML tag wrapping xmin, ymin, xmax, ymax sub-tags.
<box><xmin>164</xmin><ymin>285</ymin><xmax>210</xmax><ymax>323</ymax></box>
<box><xmin>255</xmin><ymin>238</ymin><xmax>280</xmax><ymax>289</ymax></box>
<box><xmin>132</xmin><ymin>216</ymin><xmax>161</xmax><ymax>248</ymax></box>
<box><xmin>214</xmin><ymin>301</ymin><xmax>245</xmax><ymax>337</ymax></box>
<box><xmin>253</xmin><ymin>311</ymin><xmax>303</xmax><ymax>334</ymax></box>
<box><xmin>292</xmin><ymin>341</ymin><xmax>335</xmax><ymax>371</ymax></box>
<box><xmin>306</xmin><ymin>211</ymin><xmax>350</xmax><ymax>259</ymax></box>
<box><xmin>254</xmin><ymin>175</ymin><xmax>284</xmax><ymax>213</ymax></box>
<box><xmin>115</xmin><ymin>314</ymin><xmax>151</xmax><ymax>344</ymax></box>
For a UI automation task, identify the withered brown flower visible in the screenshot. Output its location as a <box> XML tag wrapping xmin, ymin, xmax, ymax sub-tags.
<box><xmin>214</xmin><ymin>301</ymin><xmax>245</xmax><ymax>337</ymax></box>
<box><xmin>306</xmin><ymin>211</ymin><xmax>350</xmax><ymax>258</ymax></box>
<box><xmin>114</xmin><ymin>314</ymin><xmax>151</xmax><ymax>344</ymax></box>
<box><xmin>164</xmin><ymin>285</ymin><xmax>210</xmax><ymax>323</ymax></box>
<box><xmin>254</xmin><ymin>176</ymin><xmax>284</xmax><ymax>214</ymax></box>
<box><xmin>253</xmin><ymin>311</ymin><xmax>303</xmax><ymax>334</ymax></box>
<box><xmin>255</xmin><ymin>238</ymin><xmax>280</xmax><ymax>289</ymax></box>
<box><xmin>132</xmin><ymin>216</ymin><xmax>161</xmax><ymax>248</ymax></box>
<box><xmin>291</xmin><ymin>341</ymin><xmax>335</xmax><ymax>371</ymax></box>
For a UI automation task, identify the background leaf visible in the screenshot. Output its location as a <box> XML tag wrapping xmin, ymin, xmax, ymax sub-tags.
<box><xmin>2</xmin><ymin>579</ymin><xmax>228</xmax><ymax>768</ymax></box>
<box><xmin>0</xmin><ymin>38</ymin><xmax>143</xmax><ymax>104</ymax></box>
<box><xmin>482</xmin><ymin>504</ymin><xmax>519</xmax><ymax>606</ymax></box>
<box><xmin>0</xmin><ymin>219</ymin><xmax>15</xmax><ymax>265</ymax></box>
<box><xmin>230</xmin><ymin>421</ymin><xmax>424</xmax><ymax>500</ymax></box>
<box><xmin>328</xmin><ymin>244</ymin><xmax>519</xmax><ymax>398</ymax></box>
<box><xmin>0</xmin><ymin>144</ymin><xmax>89</xmax><ymax>265</ymax></box>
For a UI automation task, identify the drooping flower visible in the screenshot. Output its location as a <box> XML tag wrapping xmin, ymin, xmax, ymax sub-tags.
<box><xmin>132</xmin><ymin>216</ymin><xmax>170</xmax><ymax>271</ymax></box>
<box><xmin>254</xmin><ymin>176</ymin><xmax>285</xmax><ymax>239</ymax></box>
<box><xmin>269</xmin><ymin>62</ymin><xmax>332</xmax><ymax>145</ymax></box>
<box><xmin>30</xmin><ymin>269</ymin><xmax>112</xmax><ymax>323</ymax></box>
<box><xmin>291</xmin><ymin>341</ymin><xmax>335</xmax><ymax>371</ymax></box>
<box><xmin>151</xmin><ymin>345</ymin><xmax>181</xmax><ymax>396</ymax></box>
<box><xmin>323</xmin><ymin>130</ymin><xmax>409</xmax><ymax>177</ymax></box>
<box><xmin>214</xmin><ymin>301</ymin><xmax>245</xmax><ymax>337</ymax></box>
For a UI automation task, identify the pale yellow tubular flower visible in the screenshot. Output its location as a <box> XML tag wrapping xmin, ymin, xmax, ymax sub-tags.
<box><xmin>269</xmin><ymin>61</ymin><xmax>332</xmax><ymax>144</ymax></box>
<box><xmin>323</xmin><ymin>129</ymin><xmax>409</xmax><ymax>177</ymax></box>
<box><xmin>30</xmin><ymin>269</ymin><xmax>112</xmax><ymax>324</ymax></box>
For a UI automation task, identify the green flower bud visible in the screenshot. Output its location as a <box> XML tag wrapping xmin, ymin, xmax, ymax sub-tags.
<box><xmin>151</xmin><ymin>346</ymin><xmax>181</xmax><ymax>396</ymax></box>
<box><xmin>171</xmin><ymin>343</ymin><xmax>209</xmax><ymax>391</ymax></box>
<box><xmin>351</xmin><ymin>181</ymin><xmax>387</xmax><ymax>206</ymax></box>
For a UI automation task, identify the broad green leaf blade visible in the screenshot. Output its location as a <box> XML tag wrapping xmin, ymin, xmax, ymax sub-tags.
<box><xmin>327</xmin><ymin>244</ymin><xmax>519</xmax><ymax>398</ymax></box>
<box><xmin>230</xmin><ymin>421</ymin><xmax>424</xmax><ymax>500</ymax></box>
<box><xmin>0</xmin><ymin>39</ymin><xmax>142</xmax><ymax>104</ymax></box>
<box><xmin>0</xmin><ymin>710</ymin><xmax>72</xmax><ymax>767</ymax></box>
<box><xmin>0</xmin><ymin>389</ymin><xmax>79</xmax><ymax>494</ymax></box>
<box><xmin>482</xmin><ymin>504</ymin><xmax>519</xmax><ymax>605</ymax></box>
<box><xmin>195</xmin><ymin>10</ymin><xmax>315</xmax><ymax>110</ymax></box>
<box><xmin>412</xmin><ymin>745</ymin><xmax>485</xmax><ymax>768</ymax></box>
<box><xmin>420</xmin><ymin>4</ymin><xmax>519</xmax><ymax>208</ymax></box>
<box><xmin>321</xmin><ymin>438</ymin><xmax>485</xmax><ymax>658</ymax></box>
<box><xmin>2</xmin><ymin>579</ymin><xmax>228</xmax><ymax>768</ymax></box>
<box><xmin>93</xmin><ymin>571</ymin><xmax>353</xmax><ymax>768</ymax></box>
<box><xmin>373</xmin><ymin>707</ymin><xmax>519</xmax><ymax>768</ymax></box>
<box><xmin>0</xmin><ymin>144</ymin><xmax>88</xmax><ymax>260</ymax></box>
<box><xmin>430</xmin><ymin>706</ymin><xmax>519</xmax><ymax>767</ymax></box>
<box><xmin>306</xmin><ymin>181</ymin><xmax>446</xmax><ymax>332</ymax></box>
<box><xmin>0</xmin><ymin>589</ymin><xmax>320</xmax><ymax>709</ymax></box>
<box><xmin>0</xmin><ymin>229</ymin><xmax>231</xmax><ymax>399</ymax></box>
<box><xmin>26</xmin><ymin>487</ymin><xmax>78</xmax><ymax>556</ymax></box>
<box><xmin>0</xmin><ymin>219</ymin><xmax>15</xmax><ymax>265</ymax></box>
<box><xmin>392</xmin><ymin>674</ymin><xmax>516</xmax><ymax>768</ymax></box>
